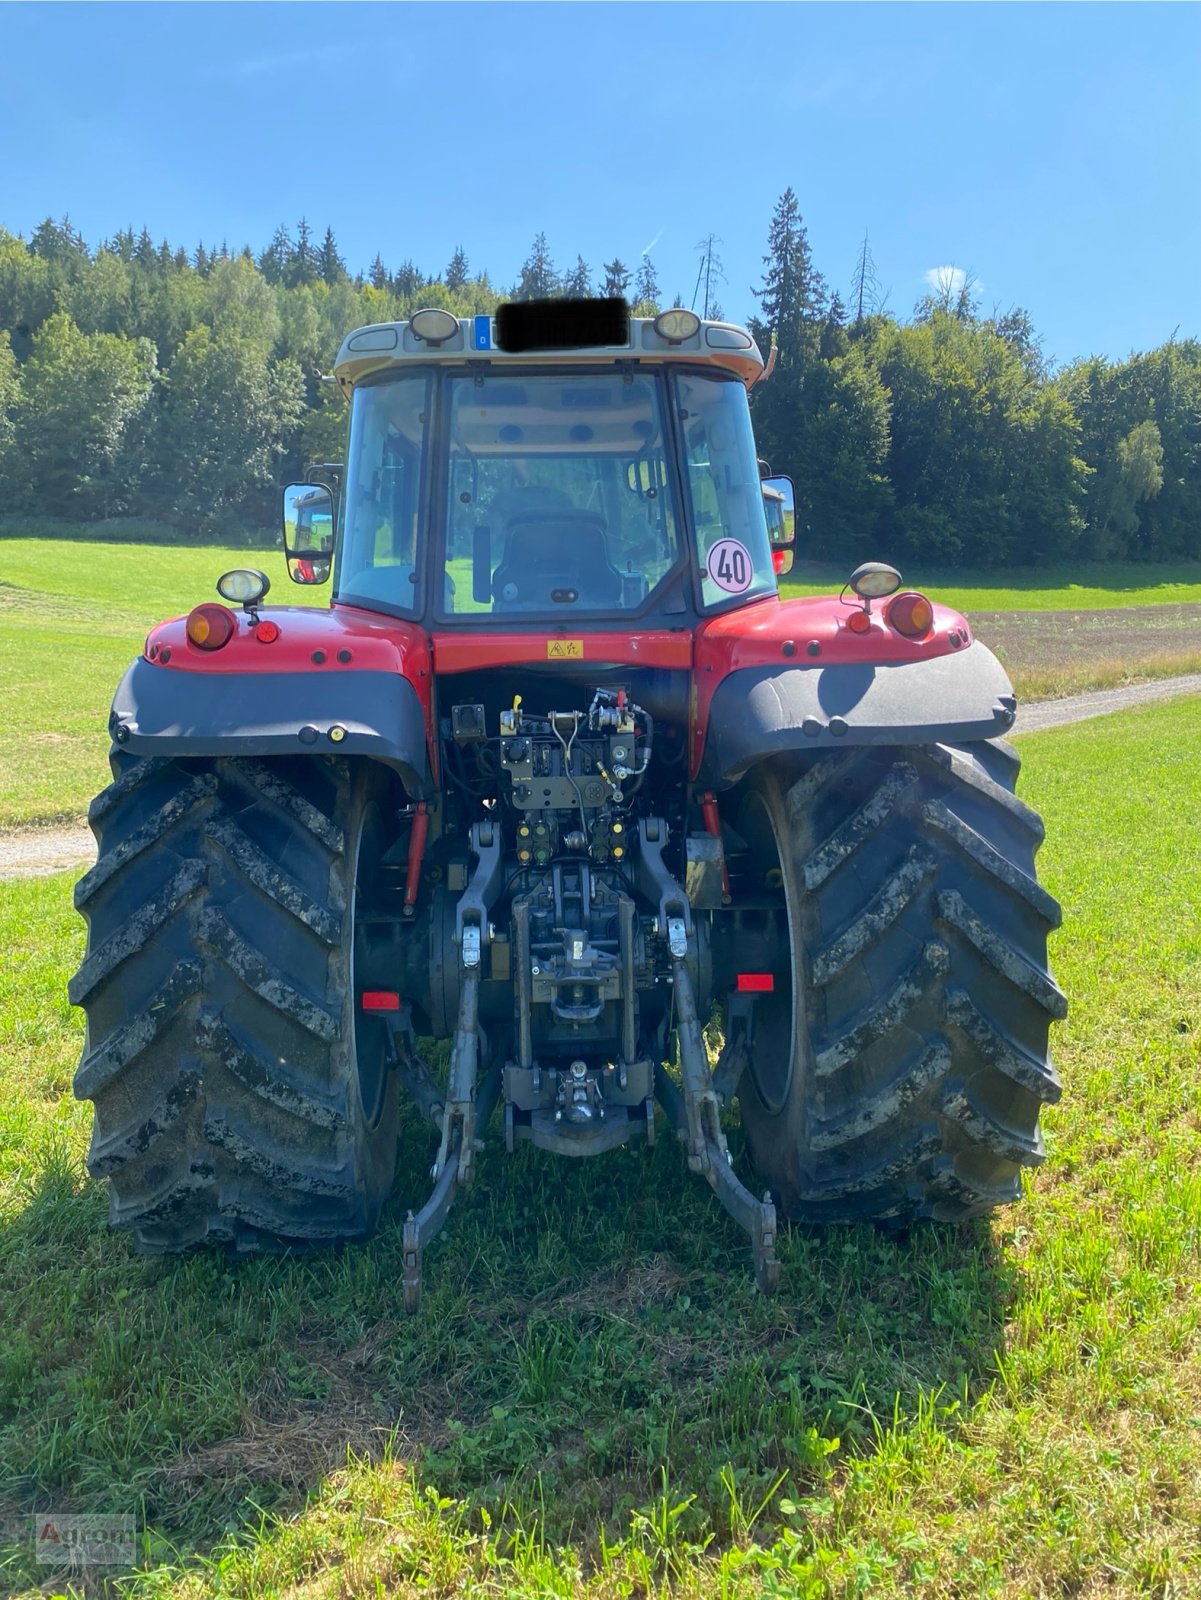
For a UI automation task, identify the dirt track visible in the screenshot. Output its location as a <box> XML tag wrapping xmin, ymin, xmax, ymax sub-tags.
<box><xmin>970</xmin><ymin>602</ymin><xmax>1201</xmax><ymax>670</ymax></box>
<box><xmin>3</xmin><ymin>670</ymin><xmax>1199</xmax><ymax>882</ymax></box>
<box><xmin>1</xmin><ymin>823</ymin><xmax>95</xmax><ymax>881</ymax></box>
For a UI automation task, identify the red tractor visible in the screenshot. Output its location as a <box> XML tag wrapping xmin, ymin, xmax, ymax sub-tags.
<box><xmin>71</xmin><ymin>300</ymin><xmax>1064</xmax><ymax>1304</ymax></box>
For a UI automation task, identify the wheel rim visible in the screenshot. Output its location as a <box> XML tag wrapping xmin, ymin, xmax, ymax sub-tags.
<box><xmin>738</xmin><ymin>787</ymin><xmax>798</xmax><ymax>1114</ymax></box>
<box><xmin>351</xmin><ymin>799</ymin><xmax>389</xmax><ymax>1129</ymax></box>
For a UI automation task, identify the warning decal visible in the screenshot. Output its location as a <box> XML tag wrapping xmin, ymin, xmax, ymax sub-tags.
<box><xmin>707</xmin><ymin>538</ymin><xmax>754</xmax><ymax>594</ymax></box>
<box><xmin>546</xmin><ymin>639</ymin><xmax>584</xmax><ymax>659</ymax></box>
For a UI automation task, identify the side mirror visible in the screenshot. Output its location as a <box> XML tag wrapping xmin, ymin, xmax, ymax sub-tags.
<box><xmin>762</xmin><ymin>475</ymin><xmax>796</xmax><ymax>578</ymax></box>
<box><xmin>282</xmin><ymin>482</ymin><xmax>334</xmax><ymax>586</ymax></box>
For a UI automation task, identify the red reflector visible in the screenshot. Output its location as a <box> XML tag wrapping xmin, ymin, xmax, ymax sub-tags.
<box><xmin>736</xmin><ymin>973</ymin><xmax>775</xmax><ymax>993</ymax></box>
<box><xmin>846</xmin><ymin>609</ymin><xmax>872</xmax><ymax>634</ymax></box>
<box><xmin>772</xmin><ymin>549</ymin><xmax>787</xmax><ymax>575</ymax></box>
<box><xmin>361</xmin><ymin>991</ymin><xmax>401</xmax><ymax>1011</ymax></box>
<box><xmin>255</xmin><ymin>620</ymin><xmax>280</xmax><ymax>643</ymax></box>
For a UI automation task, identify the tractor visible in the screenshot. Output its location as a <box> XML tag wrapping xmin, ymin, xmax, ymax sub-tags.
<box><xmin>70</xmin><ymin>300</ymin><xmax>1065</xmax><ymax>1304</ymax></box>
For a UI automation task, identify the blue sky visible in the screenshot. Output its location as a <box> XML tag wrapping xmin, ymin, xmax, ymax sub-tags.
<box><xmin>0</xmin><ymin>2</ymin><xmax>1197</xmax><ymax>367</ymax></box>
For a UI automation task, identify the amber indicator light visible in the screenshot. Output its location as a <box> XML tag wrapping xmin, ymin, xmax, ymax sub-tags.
<box><xmin>185</xmin><ymin>603</ymin><xmax>236</xmax><ymax>651</ymax></box>
<box><xmin>888</xmin><ymin>591</ymin><xmax>935</xmax><ymax>638</ymax></box>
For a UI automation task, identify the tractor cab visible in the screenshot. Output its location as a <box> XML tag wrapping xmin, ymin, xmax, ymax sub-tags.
<box><xmin>282</xmin><ymin>302</ymin><xmax>795</xmax><ymax>626</ymax></box>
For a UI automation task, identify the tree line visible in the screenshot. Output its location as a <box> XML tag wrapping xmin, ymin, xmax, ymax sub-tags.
<box><xmin>0</xmin><ymin>206</ymin><xmax>1196</xmax><ymax>567</ymax></box>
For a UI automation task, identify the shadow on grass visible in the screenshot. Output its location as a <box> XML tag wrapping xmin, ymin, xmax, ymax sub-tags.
<box><xmin>0</xmin><ymin>1105</ymin><xmax>1019</xmax><ymax>1580</ymax></box>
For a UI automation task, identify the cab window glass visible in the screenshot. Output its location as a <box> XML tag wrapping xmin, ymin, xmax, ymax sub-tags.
<box><xmin>443</xmin><ymin>372</ymin><xmax>681</xmax><ymax>615</ymax></box>
<box><xmin>335</xmin><ymin>373</ymin><xmax>428</xmax><ymax>612</ymax></box>
<box><xmin>674</xmin><ymin>371</ymin><xmax>777</xmax><ymax>609</ymax></box>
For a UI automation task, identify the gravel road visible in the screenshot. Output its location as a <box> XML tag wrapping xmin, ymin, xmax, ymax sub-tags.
<box><xmin>2</xmin><ymin>673</ymin><xmax>1199</xmax><ymax>882</ymax></box>
<box><xmin>1011</xmin><ymin>672</ymin><xmax>1201</xmax><ymax>734</ymax></box>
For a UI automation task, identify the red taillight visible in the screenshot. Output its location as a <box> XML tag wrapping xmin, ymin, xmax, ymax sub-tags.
<box><xmin>736</xmin><ymin>973</ymin><xmax>775</xmax><ymax>993</ymax></box>
<box><xmin>846</xmin><ymin>608</ymin><xmax>872</xmax><ymax>634</ymax></box>
<box><xmin>185</xmin><ymin>603</ymin><xmax>236</xmax><ymax>651</ymax></box>
<box><xmin>361</xmin><ymin>991</ymin><xmax>401</xmax><ymax>1012</ymax></box>
<box><xmin>888</xmin><ymin>591</ymin><xmax>935</xmax><ymax>638</ymax></box>
<box><xmin>255</xmin><ymin>620</ymin><xmax>281</xmax><ymax>643</ymax></box>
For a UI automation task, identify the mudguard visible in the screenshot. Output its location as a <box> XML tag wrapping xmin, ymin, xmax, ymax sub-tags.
<box><xmin>698</xmin><ymin>641</ymin><xmax>1017</xmax><ymax>787</ymax></box>
<box><xmin>109</xmin><ymin>658</ymin><xmax>432</xmax><ymax>798</ymax></box>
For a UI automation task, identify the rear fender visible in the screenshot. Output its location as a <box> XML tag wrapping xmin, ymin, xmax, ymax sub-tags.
<box><xmin>109</xmin><ymin>603</ymin><xmax>434</xmax><ymax>798</ymax></box>
<box><xmin>110</xmin><ymin>660</ymin><xmax>431</xmax><ymax>797</ymax></box>
<box><xmin>693</xmin><ymin>596</ymin><xmax>1016</xmax><ymax>786</ymax></box>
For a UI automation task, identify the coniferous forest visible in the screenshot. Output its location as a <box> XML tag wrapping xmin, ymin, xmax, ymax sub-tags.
<box><xmin>0</xmin><ymin>192</ymin><xmax>1197</xmax><ymax>567</ymax></box>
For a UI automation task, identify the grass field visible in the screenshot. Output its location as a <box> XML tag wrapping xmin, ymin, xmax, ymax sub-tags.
<box><xmin>0</xmin><ymin>699</ymin><xmax>1198</xmax><ymax>1596</ymax></box>
<box><xmin>781</xmin><ymin>559</ymin><xmax>1201</xmax><ymax>611</ymax></box>
<box><xmin>2</xmin><ymin>538</ymin><xmax>1201</xmax><ymax>831</ymax></box>
<box><xmin>0</xmin><ymin>540</ymin><xmax>322</xmax><ymax>831</ymax></box>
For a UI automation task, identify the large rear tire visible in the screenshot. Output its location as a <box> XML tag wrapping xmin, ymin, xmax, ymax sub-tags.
<box><xmin>70</xmin><ymin>754</ymin><xmax>400</xmax><ymax>1253</ymax></box>
<box><xmin>734</xmin><ymin>739</ymin><xmax>1065</xmax><ymax>1223</ymax></box>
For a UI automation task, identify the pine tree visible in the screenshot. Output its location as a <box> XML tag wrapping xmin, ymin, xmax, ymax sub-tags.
<box><xmin>516</xmin><ymin>233</ymin><xmax>559</xmax><ymax>300</ymax></box>
<box><xmin>633</xmin><ymin>256</ymin><xmax>659</xmax><ymax>312</ymax></box>
<box><xmin>194</xmin><ymin>242</ymin><xmax>210</xmax><ymax>276</ymax></box>
<box><xmin>751</xmin><ymin>188</ymin><xmax>826</xmax><ymax>366</ymax></box>
<box><xmin>601</xmin><ymin>259</ymin><xmax>631</xmax><ymax>299</ymax></box>
<box><xmin>258</xmin><ymin>224</ymin><xmax>293</xmax><ymax>285</ymax></box>
<box><xmin>562</xmin><ymin>256</ymin><xmax>591</xmax><ymax>297</ymax></box>
<box><xmin>318</xmin><ymin>226</ymin><xmax>346</xmax><ymax>285</ymax></box>
<box><xmin>393</xmin><ymin>259</ymin><xmax>422</xmax><ymax>297</ymax></box>
<box><xmin>369</xmin><ymin>253</ymin><xmax>389</xmax><ymax>291</ymax></box>
<box><xmin>821</xmin><ymin>292</ymin><xmax>847</xmax><ymax>359</ymax></box>
<box><xmin>289</xmin><ymin>218</ymin><xmax>319</xmax><ymax>287</ymax></box>
<box><xmin>30</xmin><ymin>216</ymin><xmax>88</xmax><ymax>262</ymax></box>
<box><xmin>445</xmin><ymin>246</ymin><xmax>469</xmax><ymax>291</ymax></box>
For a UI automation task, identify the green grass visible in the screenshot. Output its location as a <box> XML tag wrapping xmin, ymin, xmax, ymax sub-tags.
<box><xmin>781</xmin><ymin>558</ymin><xmax>1201</xmax><ymax>611</ymax></box>
<box><xmin>0</xmin><ymin>539</ymin><xmax>324</xmax><ymax>830</ymax></box>
<box><xmin>0</xmin><ymin>514</ymin><xmax>278</xmax><ymax>550</ymax></box>
<box><xmin>0</xmin><ymin>700</ymin><xmax>1199</xmax><ymax>1596</ymax></box>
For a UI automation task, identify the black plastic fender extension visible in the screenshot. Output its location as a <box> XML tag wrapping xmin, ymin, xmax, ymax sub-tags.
<box><xmin>108</xmin><ymin>658</ymin><xmax>432</xmax><ymax>798</ymax></box>
<box><xmin>698</xmin><ymin>642</ymin><xmax>1018</xmax><ymax>787</ymax></box>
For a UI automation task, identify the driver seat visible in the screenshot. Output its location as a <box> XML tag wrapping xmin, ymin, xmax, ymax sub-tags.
<box><xmin>492</xmin><ymin>510</ymin><xmax>623</xmax><ymax>609</ymax></box>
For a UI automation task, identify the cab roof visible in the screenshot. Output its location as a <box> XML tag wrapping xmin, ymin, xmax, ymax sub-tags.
<box><xmin>332</xmin><ymin>309</ymin><xmax>766</xmax><ymax>395</ymax></box>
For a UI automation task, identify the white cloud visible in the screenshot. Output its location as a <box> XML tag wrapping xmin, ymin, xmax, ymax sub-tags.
<box><xmin>925</xmin><ymin>265</ymin><xmax>968</xmax><ymax>295</ymax></box>
<box><xmin>924</xmin><ymin>265</ymin><xmax>983</xmax><ymax>298</ymax></box>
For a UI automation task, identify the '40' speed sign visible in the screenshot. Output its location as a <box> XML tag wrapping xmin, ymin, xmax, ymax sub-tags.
<box><xmin>707</xmin><ymin>538</ymin><xmax>754</xmax><ymax>594</ymax></box>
